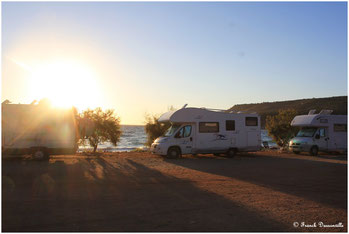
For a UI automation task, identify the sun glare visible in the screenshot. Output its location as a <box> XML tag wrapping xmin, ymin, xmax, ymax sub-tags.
<box><xmin>28</xmin><ymin>59</ymin><xmax>101</xmax><ymax>110</ymax></box>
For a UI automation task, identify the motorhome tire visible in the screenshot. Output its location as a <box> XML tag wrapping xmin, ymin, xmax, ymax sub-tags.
<box><xmin>32</xmin><ymin>148</ymin><xmax>49</xmax><ymax>160</ymax></box>
<box><xmin>293</xmin><ymin>151</ymin><xmax>300</xmax><ymax>154</ymax></box>
<box><xmin>310</xmin><ymin>146</ymin><xmax>318</xmax><ymax>156</ymax></box>
<box><xmin>226</xmin><ymin>148</ymin><xmax>237</xmax><ymax>158</ymax></box>
<box><xmin>167</xmin><ymin>147</ymin><xmax>181</xmax><ymax>159</ymax></box>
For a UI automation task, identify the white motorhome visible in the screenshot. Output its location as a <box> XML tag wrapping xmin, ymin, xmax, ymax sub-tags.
<box><xmin>150</xmin><ymin>106</ymin><xmax>261</xmax><ymax>158</ymax></box>
<box><xmin>2</xmin><ymin>101</ymin><xmax>78</xmax><ymax>159</ymax></box>
<box><xmin>289</xmin><ymin>110</ymin><xmax>347</xmax><ymax>155</ymax></box>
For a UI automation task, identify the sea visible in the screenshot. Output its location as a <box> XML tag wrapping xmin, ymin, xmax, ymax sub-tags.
<box><xmin>78</xmin><ymin>126</ymin><xmax>272</xmax><ymax>152</ymax></box>
<box><xmin>78</xmin><ymin>125</ymin><xmax>147</xmax><ymax>152</ymax></box>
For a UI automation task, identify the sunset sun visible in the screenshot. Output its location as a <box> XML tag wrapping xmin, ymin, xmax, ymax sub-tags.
<box><xmin>28</xmin><ymin>59</ymin><xmax>100</xmax><ymax>110</ymax></box>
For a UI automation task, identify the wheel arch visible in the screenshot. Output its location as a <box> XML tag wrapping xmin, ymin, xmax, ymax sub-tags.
<box><xmin>167</xmin><ymin>145</ymin><xmax>182</xmax><ymax>154</ymax></box>
<box><xmin>30</xmin><ymin>146</ymin><xmax>49</xmax><ymax>153</ymax></box>
<box><xmin>229</xmin><ymin>147</ymin><xmax>238</xmax><ymax>151</ymax></box>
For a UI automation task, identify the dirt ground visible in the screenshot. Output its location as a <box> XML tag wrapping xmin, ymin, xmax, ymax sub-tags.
<box><xmin>2</xmin><ymin>151</ymin><xmax>347</xmax><ymax>232</ymax></box>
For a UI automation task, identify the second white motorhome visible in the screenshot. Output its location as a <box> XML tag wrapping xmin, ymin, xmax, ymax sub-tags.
<box><xmin>2</xmin><ymin>101</ymin><xmax>79</xmax><ymax>160</ymax></box>
<box><xmin>289</xmin><ymin>110</ymin><xmax>347</xmax><ymax>155</ymax></box>
<box><xmin>150</xmin><ymin>106</ymin><xmax>261</xmax><ymax>158</ymax></box>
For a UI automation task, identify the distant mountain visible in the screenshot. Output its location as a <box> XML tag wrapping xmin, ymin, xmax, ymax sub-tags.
<box><xmin>228</xmin><ymin>96</ymin><xmax>347</xmax><ymax>127</ymax></box>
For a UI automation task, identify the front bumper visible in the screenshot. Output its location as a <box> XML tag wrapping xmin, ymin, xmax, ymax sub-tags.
<box><xmin>150</xmin><ymin>143</ymin><xmax>167</xmax><ymax>155</ymax></box>
<box><xmin>289</xmin><ymin>144</ymin><xmax>311</xmax><ymax>152</ymax></box>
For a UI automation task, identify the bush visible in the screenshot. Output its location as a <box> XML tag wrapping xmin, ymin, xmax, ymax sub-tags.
<box><xmin>265</xmin><ymin>109</ymin><xmax>299</xmax><ymax>147</ymax></box>
<box><xmin>144</xmin><ymin>114</ymin><xmax>171</xmax><ymax>147</ymax></box>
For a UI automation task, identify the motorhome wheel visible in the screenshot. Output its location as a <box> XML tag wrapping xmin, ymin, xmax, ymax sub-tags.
<box><xmin>226</xmin><ymin>148</ymin><xmax>237</xmax><ymax>158</ymax></box>
<box><xmin>167</xmin><ymin>147</ymin><xmax>181</xmax><ymax>159</ymax></box>
<box><xmin>310</xmin><ymin>146</ymin><xmax>318</xmax><ymax>156</ymax></box>
<box><xmin>293</xmin><ymin>151</ymin><xmax>300</xmax><ymax>154</ymax></box>
<box><xmin>32</xmin><ymin>149</ymin><xmax>49</xmax><ymax>160</ymax></box>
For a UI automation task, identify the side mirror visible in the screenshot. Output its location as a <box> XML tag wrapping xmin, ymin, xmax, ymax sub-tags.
<box><xmin>315</xmin><ymin>134</ymin><xmax>320</xmax><ymax>139</ymax></box>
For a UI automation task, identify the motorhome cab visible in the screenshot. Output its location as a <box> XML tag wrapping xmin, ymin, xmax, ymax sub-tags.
<box><xmin>289</xmin><ymin>110</ymin><xmax>347</xmax><ymax>156</ymax></box>
<box><xmin>150</xmin><ymin>106</ymin><xmax>261</xmax><ymax>158</ymax></box>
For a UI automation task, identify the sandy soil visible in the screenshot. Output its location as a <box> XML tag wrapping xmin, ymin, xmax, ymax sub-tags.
<box><xmin>2</xmin><ymin>151</ymin><xmax>347</xmax><ymax>232</ymax></box>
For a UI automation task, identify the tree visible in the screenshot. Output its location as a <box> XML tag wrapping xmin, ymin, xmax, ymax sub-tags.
<box><xmin>265</xmin><ymin>109</ymin><xmax>299</xmax><ymax>147</ymax></box>
<box><xmin>79</xmin><ymin>108</ymin><xmax>122</xmax><ymax>153</ymax></box>
<box><xmin>144</xmin><ymin>114</ymin><xmax>171</xmax><ymax>147</ymax></box>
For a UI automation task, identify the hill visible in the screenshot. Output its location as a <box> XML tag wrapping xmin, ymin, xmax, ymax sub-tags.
<box><xmin>228</xmin><ymin>96</ymin><xmax>347</xmax><ymax>127</ymax></box>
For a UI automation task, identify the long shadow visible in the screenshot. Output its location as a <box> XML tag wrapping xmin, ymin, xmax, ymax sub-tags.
<box><xmin>3</xmin><ymin>155</ymin><xmax>289</xmax><ymax>232</ymax></box>
<box><xmin>298</xmin><ymin>153</ymin><xmax>347</xmax><ymax>161</ymax></box>
<box><xmin>2</xmin><ymin>156</ymin><xmax>66</xmax><ymax>231</ymax></box>
<box><xmin>165</xmin><ymin>153</ymin><xmax>347</xmax><ymax>210</ymax></box>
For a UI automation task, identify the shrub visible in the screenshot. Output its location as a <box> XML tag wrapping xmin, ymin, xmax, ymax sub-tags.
<box><xmin>265</xmin><ymin>109</ymin><xmax>299</xmax><ymax>147</ymax></box>
<box><xmin>144</xmin><ymin>114</ymin><xmax>171</xmax><ymax>147</ymax></box>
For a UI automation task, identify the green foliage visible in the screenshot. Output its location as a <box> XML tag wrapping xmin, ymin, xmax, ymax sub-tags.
<box><xmin>78</xmin><ymin>108</ymin><xmax>122</xmax><ymax>153</ymax></box>
<box><xmin>265</xmin><ymin>109</ymin><xmax>299</xmax><ymax>147</ymax></box>
<box><xmin>144</xmin><ymin>114</ymin><xmax>171</xmax><ymax>147</ymax></box>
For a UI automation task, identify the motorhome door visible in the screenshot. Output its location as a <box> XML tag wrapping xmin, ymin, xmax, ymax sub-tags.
<box><xmin>315</xmin><ymin>127</ymin><xmax>328</xmax><ymax>151</ymax></box>
<box><xmin>246</xmin><ymin>117</ymin><xmax>259</xmax><ymax>148</ymax></box>
<box><xmin>174</xmin><ymin>124</ymin><xmax>194</xmax><ymax>154</ymax></box>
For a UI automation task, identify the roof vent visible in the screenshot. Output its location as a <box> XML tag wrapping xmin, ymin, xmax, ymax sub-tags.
<box><xmin>319</xmin><ymin>110</ymin><xmax>333</xmax><ymax>115</ymax></box>
<box><xmin>308</xmin><ymin>109</ymin><xmax>316</xmax><ymax>115</ymax></box>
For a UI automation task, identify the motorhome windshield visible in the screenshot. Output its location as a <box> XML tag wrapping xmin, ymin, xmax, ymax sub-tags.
<box><xmin>164</xmin><ymin>124</ymin><xmax>181</xmax><ymax>137</ymax></box>
<box><xmin>296</xmin><ymin>127</ymin><xmax>318</xmax><ymax>137</ymax></box>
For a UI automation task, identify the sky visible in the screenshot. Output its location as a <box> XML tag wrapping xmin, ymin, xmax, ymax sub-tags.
<box><xmin>1</xmin><ymin>2</ymin><xmax>347</xmax><ymax>124</ymax></box>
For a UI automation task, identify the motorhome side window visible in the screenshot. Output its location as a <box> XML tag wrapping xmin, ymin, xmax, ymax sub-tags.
<box><xmin>183</xmin><ymin>125</ymin><xmax>192</xmax><ymax>137</ymax></box>
<box><xmin>226</xmin><ymin>120</ymin><xmax>235</xmax><ymax>131</ymax></box>
<box><xmin>334</xmin><ymin>124</ymin><xmax>347</xmax><ymax>132</ymax></box>
<box><xmin>245</xmin><ymin>117</ymin><xmax>258</xmax><ymax>126</ymax></box>
<box><xmin>176</xmin><ymin>125</ymin><xmax>192</xmax><ymax>138</ymax></box>
<box><xmin>199</xmin><ymin>122</ymin><xmax>219</xmax><ymax>133</ymax></box>
<box><xmin>318</xmin><ymin>128</ymin><xmax>325</xmax><ymax>137</ymax></box>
